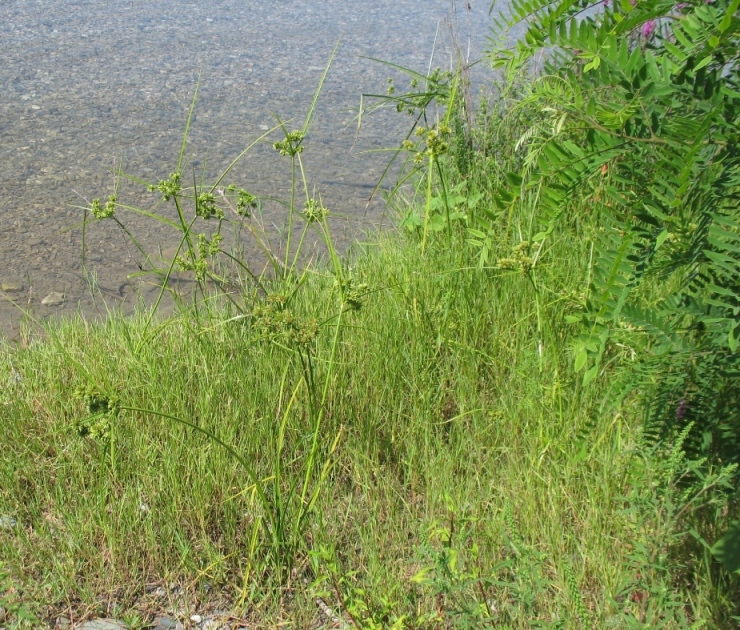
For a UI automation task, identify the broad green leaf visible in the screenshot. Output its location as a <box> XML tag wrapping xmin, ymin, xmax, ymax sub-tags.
<box><xmin>711</xmin><ymin>522</ymin><xmax>740</xmax><ymax>573</ymax></box>
<box><xmin>411</xmin><ymin>568</ymin><xmax>434</xmax><ymax>585</ymax></box>
<box><xmin>506</xmin><ymin>171</ymin><xmax>523</xmax><ymax>188</ymax></box>
<box><xmin>429</xmin><ymin>214</ymin><xmax>446</xmax><ymax>232</ymax></box>
<box><xmin>694</xmin><ymin>55</ymin><xmax>714</xmax><ymax>71</ymax></box>
<box><xmin>583</xmin><ymin>365</ymin><xmax>599</xmax><ymax>385</ymax></box>
<box><xmin>584</xmin><ymin>55</ymin><xmax>601</xmax><ymax>72</ymax></box>
<box><xmin>720</xmin><ymin>0</ymin><xmax>739</xmax><ymax>32</ymax></box>
<box><xmin>575</xmin><ymin>348</ymin><xmax>588</xmax><ymax>372</ymax></box>
<box><xmin>655</xmin><ymin>230</ymin><xmax>670</xmax><ymax>251</ymax></box>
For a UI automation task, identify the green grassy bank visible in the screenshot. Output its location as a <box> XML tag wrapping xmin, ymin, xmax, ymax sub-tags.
<box><xmin>0</xmin><ymin>225</ymin><xmax>734</xmax><ymax>627</ymax></box>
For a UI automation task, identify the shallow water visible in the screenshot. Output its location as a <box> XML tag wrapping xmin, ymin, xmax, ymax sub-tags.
<box><xmin>0</xmin><ymin>0</ymin><xmax>494</xmax><ymax>339</ymax></box>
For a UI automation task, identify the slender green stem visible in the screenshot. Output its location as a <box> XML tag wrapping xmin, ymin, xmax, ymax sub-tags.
<box><xmin>284</xmin><ymin>157</ymin><xmax>297</xmax><ymax>279</ymax></box>
<box><xmin>298</xmin><ymin>302</ymin><xmax>345</xmax><ymax>519</ymax></box>
<box><xmin>136</xmin><ymin>216</ymin><xmax>197</xmax><ymax>354</ymax></box>
<box><xmin>421</xmin><ymin>153</ymin><xmax>434</xmax><ymax>253</ymax></box>
<box><xmin>433</xmin><ymin>155</ymin><xmax>452</xmax><ymax>248</ymax></box>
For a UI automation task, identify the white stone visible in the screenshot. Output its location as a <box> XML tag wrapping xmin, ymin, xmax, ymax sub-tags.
<box><xmin>41</xmin><ymin>291</ymin><xmax>65</xmax><ymax>306</ymax></box>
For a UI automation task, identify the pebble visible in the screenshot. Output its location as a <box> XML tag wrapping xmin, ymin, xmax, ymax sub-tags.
<box><xmin>0</xmin><ymin>515</ymin><xmax>17</xmax><ymax>529</ymax></box>
<box><xmin>0</xmin><ymin>282</ymin><xmax>23</xmax><ymax>292</ymax></box>
<box><xmin>56</xmin><ymin>616</ymin><xmax>71</xmax><ymax>629</ymax></box>
<box><xmin>41</xmin><ymin>291</ymin><xmax>65</xmax><ymax>306</ymax></box>
<box><xmin>151</xmin><ymin>616</ymin><xmax>178</xmax><ymax>630</ymax></box>
<box><xmin>190</xmin><ymin>614</ymin><xmax>203</xmax><ymax>624</ymax></box>
<box><xmin>78</xmin><ymin>620</ymin><xmax>127</xmax><ymax>630</ymax></box>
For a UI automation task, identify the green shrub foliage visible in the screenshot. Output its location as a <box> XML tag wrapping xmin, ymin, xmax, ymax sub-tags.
<box><xmin>481</xmin><ymin>0</ymin><xmax>740</xmax><ymax>569</ymax></box>
<box><xmin>486</xmin><ymin>0</ymin><xmax>739</xmax><ymax>457</ymax></box>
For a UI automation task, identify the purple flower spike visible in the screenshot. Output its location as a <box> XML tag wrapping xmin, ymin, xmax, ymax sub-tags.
<box><xmin>641</xmin><ymin>19</ymin><xmax>656</xmax><ymax>38</ymax></box>
<box><xmin>676</xmin><ymin>399</ymin><xmax>688</xmax><ymax>420</ymax></box>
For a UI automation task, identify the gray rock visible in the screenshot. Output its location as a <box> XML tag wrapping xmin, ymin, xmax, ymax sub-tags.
<box><xmin>56</xmin><ymin>616</ymin><xmax>71</xmax><ymax>629</ymax></box>
<box><xmin>1</xmin><ymin>282</ymin><xmax>23</xmax><ymax>293</ymax></box>
<box><xmin>151</xmin><ymin>617</ymin><xmax>178</xmax><ymax>630</ymax></box>
<box><xmin>0</xmin><ymin>515</ymin><xmax>17</xmax><ymax>529</ymax></box>
<box><xmin>41</xmin><ymin>291</ymin><xmax>65</xmax><ymax>306</ymax></box>
<box><xmin>78</xmin><ymin>620</ymin><xmax>127</xmax><ymax>630</ymax></box>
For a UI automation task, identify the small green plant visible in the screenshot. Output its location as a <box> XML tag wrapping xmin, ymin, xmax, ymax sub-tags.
<box><xmin>72</xmin><ymin>385</ymin><xmax>120</xmax><ymax>474</ymax></box>
<box><xmin>0</xmin><ymin>562</ymin><xmax>36</xmax><ymax>626</ymax></box>
<box><xmin>607</xmin><ymin>423</ymin><xmax>737</xmax><ymax>627</ymax></box>
<box><xmin>310</xmin><ymin>546</ymin><xmax>407</xmax><ymax>630</ymax></box>
<box><xmin>403</xmin><ymin>501</ymin><xmax>565</xmax><ymax>628</ymax></box>
<box><xmin>410</xmin><ymin>508</ymin><xmax>501</xmax><ymax>628</ymax></box>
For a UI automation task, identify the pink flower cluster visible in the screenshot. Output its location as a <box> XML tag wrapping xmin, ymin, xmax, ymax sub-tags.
<box><xmin>641</xmin><ymin>19</ymin><xmax>656</xmax><ymax>37</ymax></box>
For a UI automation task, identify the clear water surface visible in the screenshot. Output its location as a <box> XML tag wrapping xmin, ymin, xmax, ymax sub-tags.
<box><xmin>0</xmin><ymin>0</ymin><xmax>494</xmax><ymax>338</ymax></box>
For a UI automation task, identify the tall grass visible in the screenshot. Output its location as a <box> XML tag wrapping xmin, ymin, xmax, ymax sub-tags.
<box><xmin>2</xmin><ymin>225</ymin><xmax>733</xmax><ymax>626</ymax></box>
